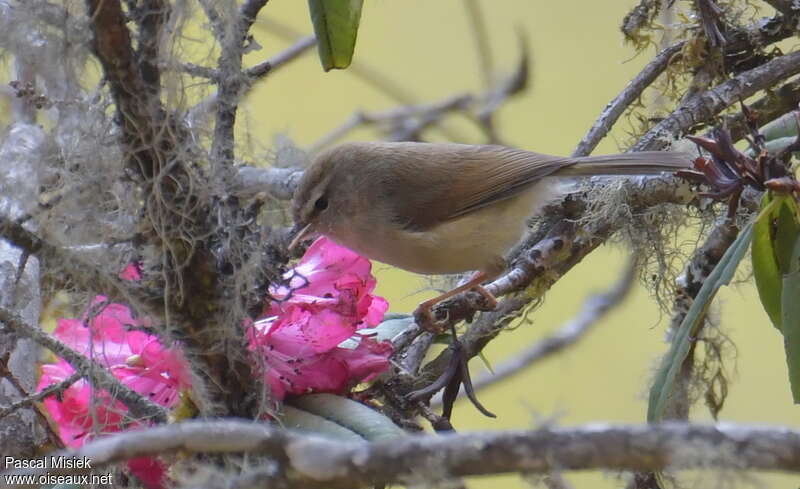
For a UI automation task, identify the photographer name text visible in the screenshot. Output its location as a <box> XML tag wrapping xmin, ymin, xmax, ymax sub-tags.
<box><xmin>4</xmin><ymin>456</ymin><xmax>92</xmax><ymax>470</ymax></box>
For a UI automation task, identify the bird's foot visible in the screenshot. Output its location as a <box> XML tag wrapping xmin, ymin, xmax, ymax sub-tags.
<box><xmin>413</xmin><ymin>304</ymin><xmax>448</xmax><ymax>333</ymax></box>
<box><xmin>473</xmin><ymin>284</ymin><xmax>498</xmax><ymax>311</ymax></box>
<box><xmin>406</xmin><ymin>330</ymin><xmax>496</xmax><ymax>420</ymax></box>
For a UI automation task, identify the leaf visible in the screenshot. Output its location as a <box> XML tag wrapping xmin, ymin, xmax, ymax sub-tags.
<box><xmin>752</xmin><ymin>194</ymin><xmax>785</xmax><ymax>329</ymax></box>
<box><xmin>760</xmin><ymin>111</ymin><xmax>799</xmax><ymax>142</ymax></box>
<box><xmin>781</xmin><ymin>228</ymin><xmax>800</xmax><ymax>403</ymax></box>
<box><xmin>360</xmin><ymin>314</ymin><xmax>415</xmax><ymax>343</ymax></box>
<box><xmin>307</xmin><ymin>0</ymin><xmax>363</xmax><ymax>71</ymax></box>
<box><xmin>774</xmin><ymin>198</ymin><xmax>800</xmax><ymax>271</ymax></box>
<box><xmin>647</xmin><ymin>221</ymin><xmax>754</xmax><ymax>422</ymax></box>
<box><xmin>478</xmin><ymin>350</ymin><xmax>495</xmax><ymax>374</ymax></box>
<box><xmin>278</xmin><ymin>404</ymin><xmax>365</xmax><ymax>441</ymax></box>
<box><xmin>288</xmin><ymin>393</ymin><xmax>405</xmax><ymax>440</ymax></box>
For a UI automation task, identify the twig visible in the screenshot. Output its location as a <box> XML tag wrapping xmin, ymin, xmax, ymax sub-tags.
<box><xmin>572</xmin><ymin>42</ymin><xmax>684</xmax><ymax>157</ymax></box>
<box><xmin>308</xmin><ymin>95</ymin><xmax>473</xmax><ymax>151</ymax></box>
<box><xmin>309</xmin><ymin>44</ymin><xmax>529</xmax><ymax>151</ymax></box>
<box><xmin>0</xmin><ymin>371</ymin><xmax>81</xmax><ymax>419</ymax></box>
<box><xmin>246</xmin><ymin>35</ymin><xmax>316</xmax><ymax>79</ymax></box>
<box><xmin>86</xmin><ymin>0</ymin><xmax>170</xmax><ymax>181</ymax></box>
<box><xmin>196</xmin><ymin>0</ymin><xmax>224</xmax><ymax>42</ymax></box>
<box><xmin>5</xmin><ymin>420</ymin><xmax>800</xmax><ymax>489</ymax></box>
<box><xmin>0</xmin><ymin>304</ymin><xmax>168</xmax><ymax>423</ymax></box>
<box><xmin>408</xmin><ymin>175</ymin><xmax>697</xmax><ymax>396</ymax></box>
<box><xmin>255</xmin><ymin>17</ymin><xmax>418</xmax><ymax>106</ymax></box>
<box><xmin>0</xmin><ymin>215</ymin><xmax>162</xmax><ymax>321</ymax></box>
<box><xmin>465</xmin><ymin>0</ymin><xmax>494</xmax><ymax>88</ymax></box>
<box><xmin>211</xmin><ymin>0</ymin><xmax>269</xmax><ymax>169</ymax></box>
<box><xmin>0</xmin><ymin>354</ymin><xmax>65</xmax><ymax>448</ymax></box>
<box><xmin>186</xmin><ymin>35</ymin><xmax>317</xmax><ymax>126</ymax></box>
<box><xmin>135</xmin><ymin>0</ymin><xmax>169</xmax><ymax>96</ymax></box>
<box><xmin>233</xmin><ymin>166</ymin><xmax>303</xmax><ymax>200</ymax></box>
<box><xmin>724</xmin><ymin>78</ymin><xmax>800</xmax><ymax>144</ymax></box>
<box><xmin>632</xmin><ymin>50</ymin><xmax>800</xmax><ymax>151</ymax></box>
<box><xmin>435</xmin><ymin>259</ymin><xmax>636</xmax><ymax>406</ymax></box>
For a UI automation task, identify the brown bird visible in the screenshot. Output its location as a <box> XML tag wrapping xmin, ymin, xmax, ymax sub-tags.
<box><xmin>290</xmin><ymin>141</ymin><xmax>690</xmax><ymax>327</ymax></box>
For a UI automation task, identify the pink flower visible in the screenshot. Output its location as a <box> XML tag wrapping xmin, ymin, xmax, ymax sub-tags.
<box><xmin>119</xmin><ymin>262</ymin><xmax>143</xmax><ymax>281</ymax></box>
<box><xmin>38</xmin><ymin>299</ymin><xmax>189</xmax><ymax>488</ymax></box>
<box><xmin>251</xmin><ymin>237</ymin><xmax>392</xmax><ymax>399</ymax></box>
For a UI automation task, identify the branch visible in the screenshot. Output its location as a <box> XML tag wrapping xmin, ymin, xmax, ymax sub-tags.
<box><xmin>0</xmin><ymin>304</ymin><xmax>168</xmax><ymax>423</ymax></box>
<box><xmin>5</xmin><ymin>420</ymin><xmax>800</xmax><ymax>489</ymax></box>
<box><xmin>186</xmin><ymin>35</ymin><xmax>316</xmax><ymax>132</ymax></box>
<box><xmin>577</xmin><ymin>10</ymin><xmax>800</xmax><ymax>156</ymax></box>
<box><xmin>0</xmin><ymin>215</ymin><xmax>162</xmax><ymax>320</ymax></box>
<box><xmin>725</xmin><ymin>78</ymin><xmax>800</xmax><ymax>143</ymax></box>
<box><xmin>255</xmin><ymin>17</ymin><xmax>418</xmax><ymax>106</ymax></box>
<box><xmin>407</xmin><ymin>175</ymin><xmax>696</xmax><ymax>397</ymax></box>
<box><xmin>233</xmin><ymin>166</ymin><xmax>304</xmax><ymax>200</ymax></box>
<box><xmin>246</xmin><ymin>35</ymin><xmax>317</xmax><ymax>79</ymax></box>
<box><xmin>465</xmin><ymin>0</ymin><xmax>494</xmax><ymax>88</ymax></box>
<box><xmin>572</xmin><ymin>42</ymin><xmax>684</xmax><ymax>157</ymax></box>
<box><xmin>0</xmin><ymin>371</ymin><xmax>81</xmax><ymax>419</ymax></box>
<box><xmin>310</xmin><ymin>38</ymin><xmax>529</xmax><ymax>149</ymax></box>
<box><xmin>135</xmin><ymin>0</ymin><xmax>169</xmax><ymax>96</ymax></box>
<box><xmin>86</xmin><ymin>0</ymin><xmax>169</xmax><ymax>181</ymax></box>
<box><xmin>632</xmin><ymin>49</ymin><xmax>800</xmax><ymax>151</ymax></box>
<box><xmin>211</xmin><ymin>0</ymin><xmax>269</xmax><ymax>169</ymax></box>
<box><xmin>438</xmin><ymin>260</ymin><xmax>636</xmax><ymax>404</ymax></box>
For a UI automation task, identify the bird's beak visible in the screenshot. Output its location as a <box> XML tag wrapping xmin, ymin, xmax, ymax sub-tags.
<box><xmin>288</xmin><ymin>222</ymin><xmax>316</xmax><ymax>252</ymax></box>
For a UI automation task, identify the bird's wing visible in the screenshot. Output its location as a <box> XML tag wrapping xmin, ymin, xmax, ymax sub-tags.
<box><xmin>370</xmin><ymin>142</ymin><xmax>574</xmax><ymax>231</ymax></box>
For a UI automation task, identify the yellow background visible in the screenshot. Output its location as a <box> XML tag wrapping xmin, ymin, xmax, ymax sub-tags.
<box><xmin>242</xmin><ymin>1</ymin><xmax>796</xmax><ymax>488</ymax></box>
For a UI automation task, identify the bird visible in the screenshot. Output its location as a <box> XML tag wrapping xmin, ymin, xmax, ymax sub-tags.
<box><xmin>289</xmin><ymin>141</ymin><xmax>690</xmax><ymax>327</ymax></box>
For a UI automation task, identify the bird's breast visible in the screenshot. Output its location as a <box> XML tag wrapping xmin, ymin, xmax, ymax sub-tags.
<box><xmin>327</xmin><ymin>180</ymin><xmax>560</xmax><ymax>275</ymax></box>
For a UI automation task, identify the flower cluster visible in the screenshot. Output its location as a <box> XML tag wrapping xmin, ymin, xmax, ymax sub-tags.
<box><xmin>37</xmin><ymin>238</ymin><xmax>391</xmax><ymax>487</ymax></box>
<box><xmin>250</xmin><ymin>237</ymin><xmax>391</xmax><ymax>400</ymax></box>
<box><xmin>37</xmin><ymin>297</ymin><xmax>190</xmax><ymax>487</ymax></box>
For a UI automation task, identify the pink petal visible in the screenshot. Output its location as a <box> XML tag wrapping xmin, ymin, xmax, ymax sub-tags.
<box><xmin>127</xmin><ymin>457</ymin><xmax>167</xmax><ymax>489</ymax></box>
<box><xmin>119</xmin><ymin>262</ymin><xmax>143</xmax><ymax>282</ymax></box>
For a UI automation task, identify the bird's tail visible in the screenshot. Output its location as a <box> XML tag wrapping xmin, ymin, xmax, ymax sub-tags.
<box><xmin>557</xmin><ymin>151</ymin><xmax>693</xmax><ymax>176</ymax></box>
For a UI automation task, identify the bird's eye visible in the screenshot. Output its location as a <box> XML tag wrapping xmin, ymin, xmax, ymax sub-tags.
<box><xmin>314</xmin><ymin>196</ymin><xmax>329</xmax><ymax>211</ymax></box>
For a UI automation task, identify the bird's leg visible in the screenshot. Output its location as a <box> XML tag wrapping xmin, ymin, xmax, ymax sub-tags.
<box><xmin>406</xmin><ymin>323</ymin><xmax>496</xmax><ymax>420</ymax></box>
<box><xmin>414</xmin><ymin>271</ymin><xmax>498</xmax><ymax>332</ymax></box>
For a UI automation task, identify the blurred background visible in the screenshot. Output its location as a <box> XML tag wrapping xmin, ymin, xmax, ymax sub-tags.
<box><xmin>243</xmin><ymin>1</ymin><xmax>796</xmax><ymax>488</ymax></box>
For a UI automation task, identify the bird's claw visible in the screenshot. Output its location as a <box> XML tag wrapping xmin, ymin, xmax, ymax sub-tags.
<box><xmin>413</xmin><ymin>305</ymin><xmax>448</xmax><ymax>333</ymax></box>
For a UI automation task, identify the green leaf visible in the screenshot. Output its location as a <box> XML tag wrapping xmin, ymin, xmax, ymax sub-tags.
<box><xmin>647</xmin><ymin>221</ymin><xmax>754</xmax><ymax>422</ymax></box>
<box><xmin>288</xmin><ymin>393</ymin><xmax>405</xmax><ymax>440</ymax></box>
<box><xmin>278</xmin><ymin>404</ymin><xmax>365</xmax><ymax>441</ymax></box>
<box><xmin>753</xmin><ymin>194</ymin><xmax>785</xmax><ymax>329</ymax></box>
<box><xmin>307</xmin><ymin>0</ymin><xmax>363</xmax><ymax>71</ymax></box>
<box><xmin>478</xmin><ymin>350</ymin><xmax>495</xmax><ymax>374</ymax></box>
<box><xmin>774</xmin><ymin>198</ymin><xmax>800</xmax><ymax>271</ymax></box>
<box><xmin>781</xmin><ymin>228</ymin><xmax>800</xmax><ymax>403</ymax></box>
<box><xmin>360</xmin><ymin>314</ymin><xmax>415</xmax><ymax>343</ymax></box>
<box><xmin>760</xmin><ymin>112</ymin><xmax>799</xmax><ymax>142</ymax></box>
<box><xmin>763</xmin><ymin>136</ymin><xmax>800</xmax><ymax>156</ymax></box>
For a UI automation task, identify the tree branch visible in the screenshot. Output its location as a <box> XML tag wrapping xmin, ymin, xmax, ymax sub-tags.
<box><xmin>246</xmin><ymin>35</ymin><xmax>317</xmax><ymax>79</ymax></box>
<box><xmin>233</xmin><ymin>166</ymin><xmax>304</xmax><ymax>200</ymax></box>
<box><xmin>4</xmin><ymin>420</ymin><xmax>800</xmax><ymax>489</ymax></box>
<box><xmin>0</xmin><ymin>304</ymin><xmax>168</xmax><ymax>423</ymax></box>
<box><xmin>437</xmin><ymin>259</ymin><xmax>636</xmax><ymax>405</ymax></box>
<box><xmin>572</xmin><ymin>42</ymin><xmax>684</xmax><ymax>157</ymax></box>
<box><xmin>632</xmin><ymin>49</ymin><xmax>800</xmax><ymax>151</ymax></box>
<box><xmin>0</xmin><ymin>371</ymin><xmax>81</xmax><ymax>420</ymax></box>
<box><xmin>211</xmin><ymin>0</ymin><xmax>269</xmax><ymax>170</ymax></box>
